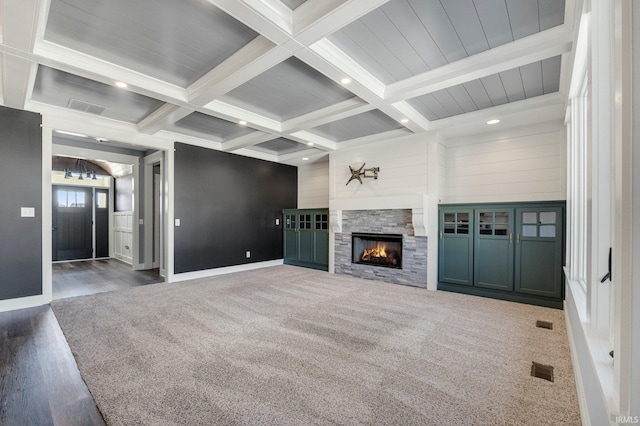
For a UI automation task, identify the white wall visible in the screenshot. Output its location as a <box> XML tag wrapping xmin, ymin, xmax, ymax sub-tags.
<box><xmin>329</xmin><ymin>134</ymin><xmax>430</xmax><ymax>201</ymax></box>
<box><xmin>441</xmin><ymin>122</ymin><xmax>566</xmax><ymax>204</ymax></box>
<box><xmin>297</xmin><ymin>158</ymin><xmax>329</xmax><ymax>208</ymax></box>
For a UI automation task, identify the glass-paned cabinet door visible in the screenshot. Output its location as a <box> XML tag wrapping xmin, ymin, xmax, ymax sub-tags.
<box><xmin>299</xmin><ymin>214</ymin><xmax>312</xmax><ymax>230</ymax></box>
<box><xmin>519</xmin><ymin>211</ymin><xmax>557</xmax><ymax>238</ymax></box>
<box><xmin>443</xmin><ymin>211</ymin><xmax>470</xmax><ymax>235</ymax></box>
<box><xmin>315</xmin><ymin>213</ymin><xmax>328</xmax><ymax>230</ymax></box>
<box><xmin>477</xmin><ymin>210</ymin><xmax>512</xmax><ymax>237</ymax></box>
<box><xmin>285</xmin><ymin>213</ymin><xmax>297</xmax><ymax>230</ymax></box>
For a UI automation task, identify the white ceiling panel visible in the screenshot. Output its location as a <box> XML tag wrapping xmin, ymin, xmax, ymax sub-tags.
<box><xmin>310</xmin><ymin>110</ymin><xmax>403</xmax><ymax>142</ymax></box>
<box><xmin>172</xmin><ymin>112</ymin><xmax>256</xmax><ymax>142</ymax></box>
<box><xmin>441</xmin><ymin>0</ymin><xmax>490</xmax><ymax>56</ymax></box>
<box><xmin>408</xmin><ymin>56</ymin><xmax>562</xmax><ymax>121</ymax></box>
<box><xmin>45</xmin><ymin>0</ymin><xmax>258</xmax><ymax>87</ymax></box>
<box><xmin>32</xmin><ymin>65</ymin><xmax>164</xmax><ymax>124</ymax></box>
<box><xmin>222</xmin><ymin>57</ymin><xmax>355</xmax><ymax>121</ymax></box>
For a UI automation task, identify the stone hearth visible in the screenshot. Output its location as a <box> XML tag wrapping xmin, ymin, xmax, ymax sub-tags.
<box><xmin>334</xmin><ymin>209</ymin><xmax>427</xmax><ymax>288</ymax></box>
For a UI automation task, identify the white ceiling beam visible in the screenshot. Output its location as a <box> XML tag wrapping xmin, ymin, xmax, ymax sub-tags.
<box><xmin>33</xmin><ymin>40</ymin><xmax>188</xmax><ymax>103</ymax></box>
<box><xmin>385</xmin><ymin>25</ymin><xmax>574</xmax><ymax>103</ymax></box>
<box><xmin>390</xmin><ymin>101</ymin><xmax>432</xmax><ymax>132</ymax></box>
<box><xmin>298</xmin><ymin>43</ymin><xmax>421</xmax><ymax>134</ymax></box>
<box><xmin>288</xmin><ymin>131</ymin><xmax>337</xmax><ymax>151</ymax></box>
<box><xmin>276</xmin><ymin>147</ymin><xmax>322</xmax><ymax>162</ymax></box>
<box><xmin>187</xmin><ymin>37</ymin><xmax>290</xmax><ymax>106</ymax></box>
<box><xmin>1</xmin><ymin>0</ymin><xmax>40</xmax><ymax>108</ymax></box>
<box><xmin>221</xmin><ymin>131</ymin><xmax>277</xmax><ymax>152</ymax></box>
<box><xmin>337</xmin><ymin>128</ymin><xmax>413</xmax><ymax>150</ymax></box>
<box><xmin>281</xmin><ymin>98</ymin><xmax>374</xmax><ymax>133</ymax></box>
<box><xmin>240</xmin><ymin>0</ymin><xmax>293</xmax><ymax>34</ymax></box>
<box><xmin>208</xmin><ymin>0</ymin><xmax>292</xmax><ymax>45</ymax></box>
<box><xmin>293</xmin><ymin>0</ymin><xmax>389</xmax><ymax>45</ymax></box>
<box><xmin>137</xmin><ymin>104</ymin><xmax>193</xmax><ymax>135</ymax></box>
<box><xmin>203</xmin><ymin>100</ymin><xmax>281</xmax><ymax>133</ymax></box>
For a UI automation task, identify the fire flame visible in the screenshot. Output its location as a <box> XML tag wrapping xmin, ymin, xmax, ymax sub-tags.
<box><xmin>362</xmin><ymin>243</ymin><xmax>387</xmax><ymax>260</ymax></box>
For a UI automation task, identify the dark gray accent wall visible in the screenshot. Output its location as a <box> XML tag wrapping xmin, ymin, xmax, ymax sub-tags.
<box><xmin>115</xmin><ymin>174</ymin><xmax>133</xmax><ymax>212</ymax></box>
<box><xmin>0</xmin><ymin>106</ymin><xmax>43</xmax><ymax>300</ymax></box>
<box><xmin>174</xmin><ymin>143</ymin><xmax>297</xmax><ymax>273</ymax></box>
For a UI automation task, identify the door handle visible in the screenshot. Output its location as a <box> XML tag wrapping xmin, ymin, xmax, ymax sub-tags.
<box><xmin>600</xmin><ymin>247</ymin><xmax>612</xmax><ymax>283</ymax></box>
<box><xmin>509</xmin><ymin>233</ymin><xmax>512</xmax><ymax>244</ymax></box>
<box><xmin>516</xmin><ymin>233</ymin><xmax>520</xmax><ymax>244</ymax></box>
<box><xmin>440</xmin><ymin>232</ymin><xmax>443</xmax><ymax>240</ymax></box>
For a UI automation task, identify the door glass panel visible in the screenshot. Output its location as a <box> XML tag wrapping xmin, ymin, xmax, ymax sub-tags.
<box><xmin>495</xmin><ymin>224</ymin><xmax>508</xmax><ymax>235</ymax></box>
<box><xmin>539</xmin><ymin>212</ymin><xmax>556</xmax><ymax>224</ymax></box>
<box><xmin>495</xmin><ymin>212</ymin><xmax>509</xmax><ymax>224</ymax></box>
<box><xmin>457</xmin><ymin>213</ymin><xmax>469</xmax><ymax>223</ymax></box>
<box><xmin>444</xmin><ymin>213</ymin><xmax>455</xmax><ymax>223</ymax></box>
<box><xmin>479</xmin><ymin>224</ymin><xmax>492</xmax><ymax>235</ymax></box>
<box><xmin>522</xmin><ymin>225</ymin><xmax>537</xmax><ymax>237</ymax></box>
<box><xmin>522</xmin><ymin>212</ymin><xmax>537</xmax><ymax>224</ymax></box>
<box><xmin>96</xmin><ymin>192</ymin><xmax>107</xmax><ymax>209</ymax></box>
<box><xmin>444</xmin><ymin>223</ymin><xmax>455</xmax><ymax>233</ymax></box>
<box><xmin>457</xmin><ymin>224</ymin><xmax>469</xmax><ymax>234</ymax></box>
<box><xmin>68</xmin><ymin>192</ymin><xmax>77</xmax><ymax>207</ymax></box>
<box><xmin>76</xmin><ymin>192</ymin><xmax>86</xmax><ymax>207</ymax></box>
<box><xmin>57</xmin><ymin>191</ymin><xmax>67</xmax><ymax>207</ymax></box>
<box><xmin>540</xmin><ymin>225</ymin><xmax>556</xmax><ymax>237</ymax></box>
<box><xmin>479</xmin><ymin>212</ymin><xmax>493</xmax><ymax>223</ymax></box>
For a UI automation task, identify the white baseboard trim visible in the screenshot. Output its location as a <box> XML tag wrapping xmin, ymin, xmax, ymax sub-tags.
<box><xmin>565</xmin><ymin>301</ymin><xmax>591</xmax><ymax>426</ymax></box>
<box><xmin>170</xmin><ymin>260</ymin><xmax>284</xmax><ymax>283</ymax></box>
<box><xmin>0</xmin><ymin>294</ymin><xmax>52</xmax><ymax>313</ymax></box>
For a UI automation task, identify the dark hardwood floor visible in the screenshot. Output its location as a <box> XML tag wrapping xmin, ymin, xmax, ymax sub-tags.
<box><xmin>1</xmin><ymin>259</ymin><xmax>164</xmax><ymax>425</ymax></box>
<box><xmin>53</xmin><ymin>258</ymin><xmax>163</xmax><ymax>300</ymax></box>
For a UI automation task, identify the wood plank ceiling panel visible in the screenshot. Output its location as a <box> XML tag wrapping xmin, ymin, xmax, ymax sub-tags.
<box><xmin>541</xmin><ymin>56</ymin><xmax>561</xmax><ymax>93</ymax></box>
<box><xmin>506</xmin><ymin>0</ymin><xmax>543</xmax><ymax>39</ymax></box>
<box><xmin>463</xmin><ymin>80</ymin><xmax>494</xmax><ymax>110</ymax></box>
<box><xmin>447</xmin><ymin>85</ymin><xmax>479</xmax><ymax>114</ymax></box>
<box><xmin>409</xmin><ymin>0</ymin><xmax>467</xmax><ymax>63</ymax></box>
<box><xmin>441</xmin><ymin>0</ymin><xmax>490</xmax><ymax>56</ymax></box>
<box><xmin>474</xmin><ymin>0</ymin><xmax>514</xmax><ymax>48</ymax></box>
<box><xmin>32</xmin><ymin>65</ymin><xmax>164</xmax><ymax>124</ymax></box>
<box><xmin>222</xmin><ymin>57</ymin><xmax>355</xmax><ymax>121</ymax></box>
<box><xmin>254</xmin><ymin>138</ymin><xmax>306</xmax><ymax>154</ymax></box>
<box><xmin>173</xmin><ymin>112</ymin><xmax>255</xmax><ymax>142</ymax></box>
<box><xmin>45</xmin><ymin>0</ymin><xmax>258</xmax><ymax>87</ymax></box>
<box><xmin>520</xmin><ymin>62</ymin><xmax>544</xmax><ymax>98</ymax></box>
<box><xmin>310</xmin><ymin>110</ymin><xmax>403</xmax><ymax>142</ymax></box>
<box><xmin>280</xmin><ymin>0</ymin><xmax>308</xmax><ymax>10</ymax></box>
<box><xmin>499</xmin><ymin>68</ymin><xmax>526</xmax><ymax>102</ymax></box>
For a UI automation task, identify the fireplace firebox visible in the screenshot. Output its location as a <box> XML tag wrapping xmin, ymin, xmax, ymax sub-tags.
<box><xmin>352</xmin><ymin>233</ymin><xmax>403</xmax><ymax>269</ymax></box>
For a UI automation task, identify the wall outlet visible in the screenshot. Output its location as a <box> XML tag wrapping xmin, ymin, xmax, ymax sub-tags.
<box><xmin>246</xmin><ymin>251</ymin><xmax>251</xmax><ymax>258</ymax></box>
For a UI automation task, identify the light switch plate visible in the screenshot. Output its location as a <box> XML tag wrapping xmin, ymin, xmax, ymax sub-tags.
<box><xmin>21</xmin><ymin>207</ymin><xmax>35</xmax><ymax>217</ymax></box>
<box><xmin>175</xmin><ymin>218</ymin><xmax>181</xmax><ymax>227</ymax></box>
<box><xmin>275</xmin><ymin>218</ymin><xmax>280</xmax><ymax>225</ymax></box>
<box><xmin>246</xmin><ymin>251</ymin><xmax>251</xmax><ymax>258</ymax></box>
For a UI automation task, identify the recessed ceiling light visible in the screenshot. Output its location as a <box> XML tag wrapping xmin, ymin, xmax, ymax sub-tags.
<box><xmin>115</xmin><ymin>81</ymin><xmax>128</xmax><ymax>88</ymax></box>
<box><xmin>302</xmin><ymin>157</ymin><xmax>309</xmax><ymax>161</ymax></box>
<box><xmin>400</xmin><ymin>118</ymin><xmax>409</xmax><ymax>124</ymax></box>
<box><xmin>487</xmin><ymin>119</ymin><xmax>500</xmax><ymax>125</ymax></box>
<box><xmin>340</xmin><ymin>78</ymin><xmax>351</xmax><ymax>85</ymax></box>
<box><xmin>55</xmin><ymin>130</ymin><xmax>88</xmax><ymax>138</ymax></box>
<box><xmin>307</xmin><ymin>142</ymin><xmax>314</xmax><ymax>146</ymax></box>
<box><xmin>239</xmin><ymin>120</ymin><xmax>247</xmax><ymax>125</ymax></box>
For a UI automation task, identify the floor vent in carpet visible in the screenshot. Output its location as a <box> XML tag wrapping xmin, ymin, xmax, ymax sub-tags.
<box><xmin>536</xmin><ymin>320</ymin><xmax>553</xmax><ymax>330</ymax></box>
<box><xmin>531</xmin><ymin>362</ymin><xmax>554</xmax><ymax>382</ymax></box>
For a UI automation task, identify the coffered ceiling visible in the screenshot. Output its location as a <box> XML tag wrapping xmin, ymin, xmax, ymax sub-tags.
<box><xmin>1</xmin><ymin>0</ymin><xmax>576</xmax><ymax>165</ymax></box>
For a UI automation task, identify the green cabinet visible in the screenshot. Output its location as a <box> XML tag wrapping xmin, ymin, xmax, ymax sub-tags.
<box><xmin>438</xmin><ymin>202</ymin><xmax>565</xmax><ymax>308</ymax></box>
<box><xmin>283</xmin><ymin>209</ymin><xmax>329</xmax><ymax>271</ymax></box>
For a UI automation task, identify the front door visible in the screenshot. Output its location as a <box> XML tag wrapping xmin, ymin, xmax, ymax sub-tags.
<box><xmin>52</xmin><ymin>186</ymin><xmax>93</xmax><ymax>261</ymax></box>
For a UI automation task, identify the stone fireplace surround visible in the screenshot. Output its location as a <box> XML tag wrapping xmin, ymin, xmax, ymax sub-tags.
<box><xmin>330</xmin><ymin>196</ymin><xmax>428</xmax><ymax>289</ymax></box>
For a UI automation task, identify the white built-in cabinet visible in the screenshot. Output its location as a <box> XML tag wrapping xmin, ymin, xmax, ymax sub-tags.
<box><xmin>114</xmin><ymin>212</ymin><xmax>133</xmax><ymax>264</ymax></box>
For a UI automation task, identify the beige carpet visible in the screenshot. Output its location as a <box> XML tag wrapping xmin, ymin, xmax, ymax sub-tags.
<box><xmin>51</xmin><ymin>265</ymin><xmax>580</xmax><ymax>425</ymax></box>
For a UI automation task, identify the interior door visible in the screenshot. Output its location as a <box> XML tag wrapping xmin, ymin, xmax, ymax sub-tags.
<box><xmin>439</xmin><ymin>208</ymin><xmax>474</xmax><ymax>286</ymax></box>
<box><xmin>515</xmin><ymin>207</ymin><xmax>563</xmax><ymax>298</ymax></box>
<box><xmin>52</xmin><ymin>186</ymin><xmax>93</xmax><ymax>261</ymax></box>
<box><xmin>474</xmin><ymin>209</ymin><xmax>514</xmax><ymax>291</ymax></box>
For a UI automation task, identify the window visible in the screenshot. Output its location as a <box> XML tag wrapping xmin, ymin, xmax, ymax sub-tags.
<box><xmin>57</xmin><ymin>190</ymin><xmax>86</xmax><ymax>208</ymax></box>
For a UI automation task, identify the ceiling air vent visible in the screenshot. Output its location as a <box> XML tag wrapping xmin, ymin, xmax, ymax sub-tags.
<box><xmin>67</xmin><ymin>98</ymin><xmax>106</xmax><ymax>115</ymax></box>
